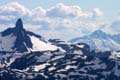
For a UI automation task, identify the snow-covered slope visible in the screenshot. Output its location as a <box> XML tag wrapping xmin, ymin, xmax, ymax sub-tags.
<box><xmin>30</xmin><ymin>36</ymin><xmax>58</xmax><ymax>51</ymax></box>
<box><xmin>71</xmin><ymin>30</ymin><xmax>120</xmax><ymax>51</ymax></box>
<box><xmin>0</xmin><ymin>33</ymin><xmax>16</xmax><ymax>51</ymax></box>
<box><xmin>0</xmin><ymin>18</ymin><xmax>58</xmax><ymax>52</ymax></box>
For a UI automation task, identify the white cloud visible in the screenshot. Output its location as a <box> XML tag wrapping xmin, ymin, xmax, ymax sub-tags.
<box><xmin>0</xmin><ymin>15</ymin><xmax>15</xmax><ymax>21</ymax></box>
<box><xmin>32</xmin><ymin>7</ymin><xmax>46</xmax><ymax>17</ymax></box>
<box><xmin>110</xmin><ymin>20</ymin><xmax>120</xmax><ymax>33</ymax></box>
<box><xmin>0</xmin><ymin>2</ymin><xmax>105</xmax><ymax>40</ymax></box>
<box><xmin>0</xmin><ymin>2</ymin><xmax>31</xmax><ymax>16</ymax></box>
<box><xmin>107</xmin><ymin>12</ymin><xmax>120</xmax><ymax>34</ymax></box>
<box><xmin>102</xmin><ymin>12</ymin><xmax>120</xmax><ymax>35</ymax></box>
<box><xmin>93</xmin><ymin>8</ymin><xmax>103</xmax><ymax>17</ymax></box>
<box><xmin>46</xmin><ymin>3</ymin><xmax>103</xmax><ymax>19</ymax></box>
<box><xmin>46</xmin><ymin>3</ymin><xmax>82</xmax><ymax>18</ymax></box>
<box><xmin>0</xmin><ymin>2</ymin><xmax>31</xmax><ymax>23</ymax></box>
<box><xmin>0</xmin><ymin>2</ymin><xmax>103</xmax><ymax>23</ymax></box>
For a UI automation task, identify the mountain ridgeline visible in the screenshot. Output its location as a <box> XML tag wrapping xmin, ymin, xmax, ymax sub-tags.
<box><xmin>0</xmin><ymin>18</ymin><xmax>59</xmax><ymax>52</ymax></box>
<box><xmin>71</xmin><ymin>30</ymin><xmax>120</xmax><ymax>51</ymax></box>
<box><xmin>0</xmin><ymin>19</ymin><xmax>120</xmax><ymax>80</ymax></box>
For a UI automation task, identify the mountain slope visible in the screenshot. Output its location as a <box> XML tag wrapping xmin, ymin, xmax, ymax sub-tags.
<box><xmin>0</xmin><ymin>18</ymin><xmax>58</xmax><ymax>52</ymax></box>
<box><xmin>0</xmin><ymin>19</ymin><xmax>120</xmax><ymax>80</ymax></box>
<box><xmin>70</xmin><ymin>30</ymin><xmax>120</xmax><ymax>51</ymax></box>
<box><xmin>8</xmin><ymin>48</ymin><xmax>120</xmax><ymax>80</ymax></box>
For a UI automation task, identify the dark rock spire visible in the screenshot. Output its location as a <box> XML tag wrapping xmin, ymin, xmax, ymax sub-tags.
<box><xmin>13</xmin><ymin>18</ymin><xmax>33</xmax><ymax>52</ymax></box>
<box><xmin>15</xmin><ymin>18</ymin><xmax>24</xmax><ymax>30</ymax></box>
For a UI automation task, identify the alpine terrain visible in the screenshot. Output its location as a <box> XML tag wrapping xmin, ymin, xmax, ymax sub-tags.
<box><xmin>0</xmin><ymin>19</ymin><xmax>120</xmax><ymax>80</ymax></box>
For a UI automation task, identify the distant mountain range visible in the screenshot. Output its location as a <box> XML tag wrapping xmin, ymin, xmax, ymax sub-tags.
<box><xmin>1</xmin><ymin>18</ymin><xmax>120</xmax><ymax>52</ymax></box>
<box><xmin>70</xmin><ymin>30</ymin><xmax>120</xmax><ymax>51</ymax></box>
<box><xmin>0</xmin><ymin>18</ymin><xmax>120</xmax><ymax>80</ymax></box>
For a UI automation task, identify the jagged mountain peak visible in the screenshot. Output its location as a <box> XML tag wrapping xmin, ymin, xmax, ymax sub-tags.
<box><xmin>15</xmin><ymin>18</ymin><xmax>24</xmax><ymax>31</ymax></box>
<box><xmin>0</xmin><ymin>18</ymin><xmax>25</xmax><ymax>37</ymax></box>
<box><xmin>0</xmin><ymin>18</ymin><xmax>59</xmax><ymax>52</ymax></box>
<box><xmin>14</xmin><ymin>18</ymin><xmax>26</xmax><ymax>37</ymax></box>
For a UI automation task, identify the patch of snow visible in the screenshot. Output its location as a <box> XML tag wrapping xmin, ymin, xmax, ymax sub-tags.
<box><xmin>110</xmin><ymin>51</ymin><xmax>120</xmax><ymax>59</ymax></box>
<box><xmin>51</xmin><ymin>55</ymin><xmax>64</xmax><ymax>61</ymax></box>
<box><xmin>65</xmin><ymin>65</ymin><xmax>77</xmax><ymax>70</ymax></box>
<box><xmin>57</xmin><ymin>69</ymin><xmax>66</xmax><ymax>72</ymax></box>
<box><xmin>48</xmin><ymin>67</ymin><xmax>56</xmax><ymax>71</ymax></box>
<box><xmin>34</xmin><ymin>63</ymin><xmax>50</xmax><ymax>71</ymax></box>
<box><xmin>77</xmin><ymin>44</ymin><xmax>84</xmax><ymax>48</ymax></box>
<box><xmin>73</xmin><ymin>50</ymin><xmax>83</xmax><ymax>55</ymax></box>
<box><xmin>30</xmin><ymin>36</ymin><xmax>58</xmax><ymax>51</ymax></box>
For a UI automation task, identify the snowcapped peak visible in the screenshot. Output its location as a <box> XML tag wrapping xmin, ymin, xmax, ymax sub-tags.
<box><xmin>90</xmin><ymin>30</ymin><xmax>110</xmax><ymax>38</ymax></box>
<box><xmin>91</xmin><ymin>30</ymin><xmax>105</xmax><ymax>35</ymax></box>
<box><xmin>92</xmin><ymin>30</ymin><xmax>104</xmax><ymax>34</ymax></box>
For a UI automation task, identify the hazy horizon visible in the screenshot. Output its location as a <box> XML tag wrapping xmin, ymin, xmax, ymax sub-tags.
<box><xmin>0</xmin><ymin>0</ymin><xmax>120</xmax><ymax>40</ymax></box>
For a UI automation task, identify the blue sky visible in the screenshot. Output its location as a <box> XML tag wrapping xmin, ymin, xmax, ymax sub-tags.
<box><xmin>0</xmin><ymin>0</ymin><xmax>120</xmax><ymax>40</ymax></box>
